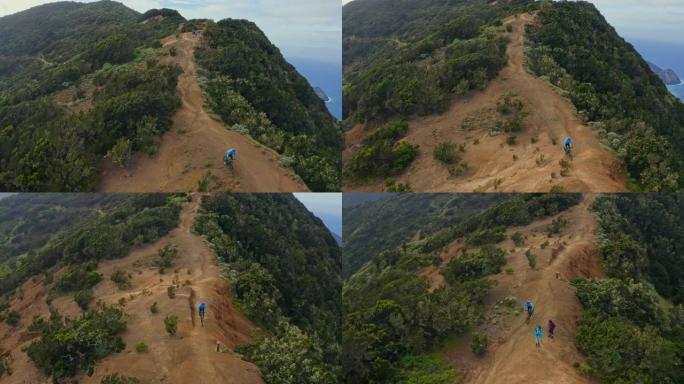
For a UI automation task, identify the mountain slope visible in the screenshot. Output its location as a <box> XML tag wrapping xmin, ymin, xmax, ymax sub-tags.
<box><xmin>0</xmin><ymin>196</ymin><xmax>263</xmax><ymax>383</ymax></box>
<box><xmin>344</xmin><ymin>13</ymin><xmax>626</xmax><ymax>192</ymax></box>
<box><xmin>100</xmin><ymin>31</ymin><xmax>307</xmax><ymax>192</ymax></box>
<box><xmin>526</xmin><ymin>1</ymin><xmax>684</xmax><ymax>190</ymax></box>
<box><xmin>342</xmin><ymin>192</ymin><xmax>684</xmax><ymax>383</ymax></box>
<box><xmin>0</xmin><ymin>1</ymin><xmax>340</xmax><ymax>192</ymax></box>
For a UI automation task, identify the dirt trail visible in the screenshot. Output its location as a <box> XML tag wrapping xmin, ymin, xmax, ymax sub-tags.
<box><xmin>100</xmin><ymin>32</ymin><xmax>307</xmax><ymax>192</ymax></box>
<box><xmin>345</xmin><ymin>14</ymin><xmax>626</xmax><ymax>192</ymax></box>
<box><xmin>421</xmin><ymin>194</ymin><xmax>604</xmax><ymax>383</ymax></box>
<box><xmin>0</xmin><ymin>195</ymin><xmax>263</xmax><ymax>384</ymax></box>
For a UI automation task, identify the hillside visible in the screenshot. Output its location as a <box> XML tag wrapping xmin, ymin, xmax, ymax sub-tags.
<box><xmin>342</xmin><ymin>193</ymin><xmax>500</xmax><ymax>276</ymax></box>
<box><xmin>342</xmin><ymin>193</ymin><xmax>683</xmax><ymax>383</ymax></box>
<box><xmin>0</xmin><ymin>1</ymin><xmax>341</xmax><ymax>192</ymax></box>
<box><xmin>0</xmin><ymin>193</ymin><xmax>342</xmax><ymax>383</ymax></box>
<box><xmin>343</xmin><ymin>0</ymin><xmax>684</xmax><ymax>192</ymax></box>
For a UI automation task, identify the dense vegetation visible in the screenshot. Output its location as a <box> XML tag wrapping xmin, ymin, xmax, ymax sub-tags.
<box><xmin>195</xmin><ymin>20</ymin><xmax>342</xmax><ymax>191</ymax></box>
<box><xmin>568</xmin><ymin>194</ymin><xmax>684</xmax><ymax>383</ymax></box>
<box><xmin>0</xmin><ymin>193</ymin><xmax>182</xmax><ymax>298</ymax></box>
<box><xmin>343</xmin><ymin>0</ymin><xmax>534</xmax><ymax>123</ymax></box>
<box><xmin>194</xmin><ymin>193</ymin><xmax>342</xmax><ymax>383</ymax></box>
<box><xmin>0</xmin><ymin>1</ymin><xmax>185</xmax><ymax>191</ymax></box>
<box><xmin>526</xmin><ymin>1</ymin><xmax>684</xmax><ymax>190</ymax></box>
<box><xmin>342</xmin><ymin>193</ymin><xmax>500</xmax><ymax>276</ymax></box>
<box><xmin>342</xmin><ymin>193</ymin><xmax>581</xmax><ymax>383</ymax></box>
<box><xmin>344</xmin><ymin>119</ymin><xmax>418</xmax><ymax>181</ymax></box>
<box><xmin>25</xmin><ymin>304</ymin><xmax>126</xmax><ymax>379</ymax></box>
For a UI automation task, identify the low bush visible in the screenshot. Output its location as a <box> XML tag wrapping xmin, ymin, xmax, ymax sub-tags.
<box><xmin>470</xmin><ymin>333</ymin><xmax>489</xmax><ymax>356</ymax></box>
<box><xmin>164</xmin><ymin>315</ymin><xmax>178</xmax><ymax>335</ymax></box>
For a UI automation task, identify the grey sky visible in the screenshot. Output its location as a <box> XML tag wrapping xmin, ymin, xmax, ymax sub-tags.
<box><xmin>588</xmin><ymin>0</ymin><xmax>684</xmax><ymax>44</ymax></box>
<box><xmin>294</xmin><ymin>193</ymin><xmax>342</xmax><ymax>236</ymax></box>
<box><xmin>0</xmin><ymin>0</ymin><xmax>341</xmax><ymax>63</ymax></box>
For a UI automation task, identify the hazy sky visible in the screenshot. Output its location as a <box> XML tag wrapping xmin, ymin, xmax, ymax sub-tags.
<box><xmin>589</xmin><ymin>0</ymin><xmax>684</xmax><ymax>45</ymax></box>
<box><xmin>294</xmin><ymin>193</ymin><xmax>342</xmax><ymax>236</ymax></box>
<box><xmin>0</xmin><ymin>0</ymin><xmax>341</xmax><ymax>64</ymax></box>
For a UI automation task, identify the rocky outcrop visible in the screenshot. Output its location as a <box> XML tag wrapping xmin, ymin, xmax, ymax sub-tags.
<box><xmin>648</xmin><ymin>61</ymin><xmax>682</xmax><ymax>85</ymax></box>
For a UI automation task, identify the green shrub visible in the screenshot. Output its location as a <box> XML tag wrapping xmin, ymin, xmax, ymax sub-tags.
<box><xmin>443</xmin><ymin>245</ymin><xmax>507</xmax><ymax>283</ymax></box>
<box><xmin>111</xmin><ymin>269</ymin><xmax>131</xmax><ymax>290</ymax></box>
<box><xmin>108</xmin><ymin>138</ymin><xmax>132</xmax><ymax>168</ymax></box>
<box><xmin>511</xmin><ymin>232</ymin><xmax>525</xmax><ymax>247</ymax></box>
<box><xmin>167</xmin><ymin>285</ymin><xmax>176</xmax><ymax>299</ymax></box>
<box><xmin>74</xmin><ymin>289</ymin><xmax>94</xmax><ymax>310</ymax></box>
<box><xmin>465</xmin><ymin>227</ymin><xmax>506</xmax><ymax>246</ymax></box>
<box><xmin>164</xmin><ymin>315</ymin><xmax>178</xmax><ymax>336</ymax></box>
<box><xmin>525</xmin><ymin>249</ymin><xmax>537</xmax><ymax>269</ymax></box>
<box><xmin>470</xmin><ymin>333</ymin><xmax>489</xmax><ymax>356</ymax></box>
<box><xmin>169</xmin><ymin>47</ymin><xmax>177</xmax><ymax>56</ymax></box>
<box><xmin>155</xmin><ymin>244</ymin><xmax>178</xmax><ymax>271</ymax></box>
<box><xmin>433</xmin><ymin>142</ymin><xmax>460</xmax><ymax>164</ymax></box>
<box><xmin>5</xmin><ymin>310</ymin><xmax>20</xmax><ymax>326</ymax></box>
<box><xmin>150</xmin><ymin>302</ymin><xmax>159</xmax><ymax>314</ymax></box>
<box><xmin>54</xmin><ymin>261</ymin><xmax>102</xmax><ymax>293</ymax></box>
<box><xmin>506</xmin><ymin>134</ymin><xmax>518</xmax><ymax>145</ymax></box>
<box><xmin>546</xmin><ymin>216</ymin><xmax>568</xmax><ymax>236</ymax></box>
<box><xmin>25</xmin><ymin>304</ymin><xmax>126</xmax><ymax>379</ymax></box>
<box><xmin>396</xmin><ymin>354</ymin><xmax>459</xmax><ymax>384</ymax></box>
<box><xmin>134</xmin><ymin>341</ymin><xmax>148</xmax><ymax>353</ymax></box>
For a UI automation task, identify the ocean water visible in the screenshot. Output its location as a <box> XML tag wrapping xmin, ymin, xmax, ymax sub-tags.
<box><xmin>288</xmin><ymin>58</ymin><xmax>342</xmax><ymax>120</ymax></box>
<box><xmin>627</xmin><ymin>38</ymin><xmax>684</xmax><ymax>101</ymax></box>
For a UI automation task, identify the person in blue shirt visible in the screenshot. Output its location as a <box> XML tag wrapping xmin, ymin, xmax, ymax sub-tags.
<box><xmin>563</xmin><ymin>137</ymin><xmax>574</xmax><ymax>155</ymax></box>
<box><xmin>224</xmin><ymin>148</ymin><xmax>237</xmax><ymax>166</ymax></box>
<box><xmin>198</xmin><ymin>302</ymin><xmax>207</xmax><ymax>326</ymax></box>
<box><xmin>524</xmin><ymin>299</ymin><xmax>535</xmax><ymax>323</ymax></box>
<box><xmin>534</xmin><ymin>325</ymin><xmax>544</xmax><ymax>347</ymax></box>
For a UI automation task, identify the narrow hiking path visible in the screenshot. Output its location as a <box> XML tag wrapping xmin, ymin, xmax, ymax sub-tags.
<box><xmin>345</xmin><ymin>14</ymin><xmax>626</xmax><ymax>192</ymax></box>
<box><xmin>421</xmin><ymin>195</ymin><xmax>604</xmax><ymax>383</ymax></box>
<box><xmin>0</xmin><ymin>195</ymin><xmax>263</xmax><ymax>384</ymax></box>
<box><xmin>100</xmin><ymin>32</ymin><xmax>308</xmax><ymax>192</ymax></box>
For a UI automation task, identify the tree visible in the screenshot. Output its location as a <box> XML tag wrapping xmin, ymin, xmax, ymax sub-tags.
<box><xmin>164</xmin><ymin>315</ymin><xmax>178</xmax><ymax>335</ymax></box>
<box><xmin>108</xmin><ymin>138</ymin><xmax>132</xmax><ymax>168</ymax></box>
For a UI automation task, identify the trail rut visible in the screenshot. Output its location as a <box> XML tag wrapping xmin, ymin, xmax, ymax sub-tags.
<box><xmin>345</xmin><ymin>14</ymin><xmax>626</xmax><ymax>192</ymax></box>
<box><xmin>100</xmin><ymin>32</ymin><xmax>307</xmax><ymax>192</ymax></box>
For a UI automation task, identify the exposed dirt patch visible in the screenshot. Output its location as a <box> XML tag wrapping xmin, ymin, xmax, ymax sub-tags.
<box><xmin>418</xmin><ymin>195</ymin><xmax>603</xmax><ymax>383</ymax></box>
<box><xmin>99</xmin><ymin>32</ymin><xmax>307</xmax><ymax>192</ymax></box>
<box><xmin>0</xmin><ymin>195</ymin><xmax>263</xmax><ymax>384</ymax></box>
<box><xmin>344</xmin><ymin>14</ymin><xmax>627</xmax><ymax>193</ymax></box>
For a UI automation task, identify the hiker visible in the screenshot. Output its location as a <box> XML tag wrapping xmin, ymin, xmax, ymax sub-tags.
<box><xmin>563</xmin><ymin>137</ymin><xmax>574</xmax><ymax>158</ymax></box>
<box><xmin>534</xmin><ymin>326</ymin><xmax>544</xmax><ymax>347</ymax></box>
<box><xmin>224</xmin><ymin>147</ymin><xmax>237</xmax><ymax>166</ymax></box>
<box><xmin>524</xmin><ymin>299</ymin><xmax>535</xmax><ymax>322</ymax></box>
<box><xmin>555</xmin><ymin>272</ymin><xmax>560</xmax><ymax>279</ymax></box>
<box><xmin>548</xmin><ymin>319</ymin><xmax>556</xmax><ymax>339</ymax></box>
<box><xmin>198</xmin><ymin>302</ymin><xmax>207</xmax><ymax>326</ymax></box>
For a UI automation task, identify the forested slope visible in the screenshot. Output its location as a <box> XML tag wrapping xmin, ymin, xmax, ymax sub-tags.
<box><xmin>194</xmin><ymin>193</ymin><xmax>342</xmax><ymax>383</ymax></box>
<box><xmin>196</xmin><ymin>20</ymin><xmax>342</xmax><ymax>191</ymax></box>
<box><xmin>0</xmin><ymin>1</ymin><xmax>185</xmax><ymax>191</ymax></box>
<box><xmin>342</xmin><ymin>193</ymin><xmax>500</xmax><ymax>276</ymax></box>
<box><xmin>526</xmin><ymin>1</ymin><xmax>684</xmax><ymax>190</ymax></box>
<box><xmin>343</xmin><ymin>193</ymin><xmax>582</xmax><ymax>383</ymax></box>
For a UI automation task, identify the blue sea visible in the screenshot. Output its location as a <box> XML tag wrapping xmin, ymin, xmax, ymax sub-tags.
<box><xmin>289</xmin><ymin>58</ymin><xmax>342</xmax><ymax>120</ymax></box>
<box><xmin>627</xmin><ymin>38</ymin><xmax>684</xmax><ymax>101</ymax></box>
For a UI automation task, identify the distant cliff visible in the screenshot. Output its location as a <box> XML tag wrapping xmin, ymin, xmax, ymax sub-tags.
<box><xmin>648</xmin><ymin>61</ymin><xmax>682</xmax><ymax>85</ymax></box>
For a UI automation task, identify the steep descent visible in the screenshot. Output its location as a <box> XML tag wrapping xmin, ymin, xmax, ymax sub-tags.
<box><xmin>100</xmin><ymin>32</ymin><xmax>308</xmax><ymax>192</ymax></box>
<box><xmin>425</xmin><ymin>195</ymin><xmax>603</xmax><ymax>383</ymax></box>
<box><xmin>345</xmin><ymin>14</ymin><xmax>626</xmax><ymax>192</ymax></box>
<box><xmin>0</xmin><ymin>195</ymin><xmax>263</xmax><ymax>383</ymax></box>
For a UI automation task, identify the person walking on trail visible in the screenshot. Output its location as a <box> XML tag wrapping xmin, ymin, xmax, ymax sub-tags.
<box><xmin>563</xmin><ymin>137</ymin><xmax>574</xmax><ymax>158</ymax></box>
<box><xmin>524</xmin><ymin>299</ymin><xmax>535</xmax><ymax>323</ymax></box>
<box><xmin>548</xmin><ymin>319</ymin><xmax>556</xmax><ymax>339</ymax></box>
<box><xmin>534</xmin><ymin>326</ymin><xmax>544</xmax><ymax>347</ymax></box>
<box><xmin>198</xmin><ymin>302</ymin><xmax>207</xmax><ymax>327</ymax></box>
